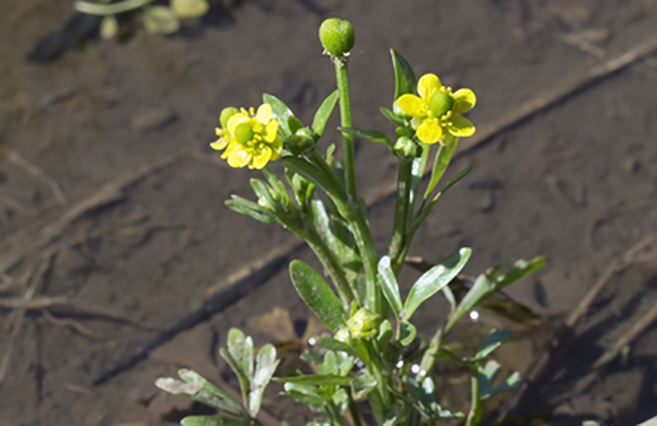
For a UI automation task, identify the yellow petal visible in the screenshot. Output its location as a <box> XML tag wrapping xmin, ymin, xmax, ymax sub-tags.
<box><xmin>453</xmin><ymin>89</ymin><xmax>476</xmax><ymax>114</ymax></box>
<box><xmin>227</xmin><ymin>147</ymin><xmax>250</xmax><ymax>168</ymax></box>
<box><xmin>269</xmin><ymin>136</ymin><xmax>283</xmax><ymax>161</ymax></box>
<box><xmin>396</xmin><ymin>94</ymin><xmax>427</xmax><ymax>118</ymax></box>
<box><xmin>265</xmin><ymin>119</ymin><xmax>279</xmax><ymax>142</ymax></box>
<box><xmin>251</xmin><ymin>146</ymin><xmax>272</xmax><ymax>169</ymax></box>
<box><xmin>416</xmin><ymin>118</ymin><xmax>443</xmax><ymax>144</ymax></box>
<box><xmin>447</xmin><ymin>115</ymin><xmax>475</xmax><ymax>137</ymax></box>
<box><xmin>210</xmin><ymin>137</ymin><xmax>228</xmax><ymax>150</ymax></box>
<box><xmin>256</xmin><ymin>103</ymin><xmax>272</xmax><ymax>123</ymax></box>
<box><xmin>418</xmin><ymin>73</ymin><xmax>441</xmax><ymax>100</ymax></box>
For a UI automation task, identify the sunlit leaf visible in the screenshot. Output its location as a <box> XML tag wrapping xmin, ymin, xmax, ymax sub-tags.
<box><xmin>248</xmin><ymin>344</ymin><xmax>279</xmax><ymax>417</ymax></box>
<box><xmin>263</xmin><ymin>94</ymin><xmax>296</xmax><ymax>137</ymax></box>
<box><xmin>289</xmin><ymin>260</ymin><xmax>345</xmax><ymax>332</ymax></box>
<box><xmin>391</xmin><ymin>49</ymin><xmax>417</xmax><ymax>101</ymax></box>
<box><xmin>312</xmin><ymin>90</ymin><xmax>339</xmax><ymax>140</ymax></box>
<box><xmin>472</xmin><ymin>329</ymin><xmax>511</xmax><ymax>362</ymax></box>
<box><xmin>399</xmin><ymin>321</ymin><xmax>416</xmax><ymax>346</ymax></box>
<box><xmin>377</xmin><ymin>256</ymin><xmax>402</xmax><ymax>318</ymax></box>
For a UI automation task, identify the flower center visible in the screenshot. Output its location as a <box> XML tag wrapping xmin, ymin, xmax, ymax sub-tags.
<box><xmin>428</xmin><ymin>90</ymin><xmax>453</xmax><ymax>119</ymax></box>
<box><xmin>234</xmin><ymin>122</ymin><xmax>255</xmax><ymax>145</ymax></box>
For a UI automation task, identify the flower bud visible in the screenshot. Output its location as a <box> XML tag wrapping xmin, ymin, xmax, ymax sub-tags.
<box><xmin>285</xmin><ymin>127</ymin><xmax>315</xmax><ymax>155</ymax></box>
<box><xmin>319</xmin><ymin>18</ymin><xmax>355</xmax><ymax>57</ymax></box>
<box><xmin>219</xmin><ymin>107</ymin><xmax>239</xmax><ymax>129</ymax></box>
<box><xmin>393</xmin><ymin>136</ymin><xmax>417</xmax><ymax>158</ymax></box>
<box><xmin>347</xmin><ymin>308</ymin><xmax>380</xmax><ymax>340</ymax></box>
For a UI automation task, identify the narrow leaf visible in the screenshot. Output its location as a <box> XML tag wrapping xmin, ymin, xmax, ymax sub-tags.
<box><xmin>424</xmin><ymin>141</ymin><xmax>458</xmax><ymax>201</ymax></box>
<box><xmin>181</xmin><ymin>416</ymin><xmax>246</xmax><ymax>426</ymax></box>
<box><xmin>391</xmin><ymin>49</ymin><xmax>417</xmax><ymax>101</ymax></box>
<box><xmin>312</xmin><ymin>90</ymin><xmax>339</xmax><ymax>140</ymax></box>
<box><xmin>282</xmin><ymin>157</ymin><xmax>346</xmax><ymax>203</ymax></box>
<box><xmin>482</xmin><ymin>371</ymin><xmax>522</xmax><ymax>400</ymax></box>
<box><xmin>472</xmin><ymin>329</ymin><xmax>511</xmax><ymax>362</ymax></box>
<box><xmin>289</xmin><ymin>260</ymin><xmax>345</xmax><ymax>332</ymax></box>
<box><xmin>318</xmin><ymin>337</ymin><xmax>353</xmax><ymax>355</ymax></box>
<box><xmin>248</xmin><ymin>344</ymin><xmax>279</xmax><ymax>418</ymax></box>
<box><xmin>399</xmin><ymin>321</ymin><xmax>416</xmax><ymax>346</ymax></box>
<box><xmin>403</xmin><ymin>248</ymin><xmax>472</xmax><ymax>319</ymax></box>
<box><xmin>380</xmin><ymin>107</ymin><xmax>406</xmax><ymax>127</ymax></box>
<box><xmin>339</xmin><ymin>127</ymin><xmax>394</xmax><ymax>150</ymax></box>
<box><xmin>225</xmin><ymin>196</ymin><xmax>278</xmax><ymax>224</ymax></box>
<box><xmin>377</xmin><ymin>256</ymin><xmax>402</xmax><ymax>318</ymax></box>
<box><xmin>274</xmin><ymin>374</ymin><xmax>353</xmax><ymax>386</ymax></box>
<box><xmin>434</xmin><ymin>348</ymin><xmax>471</xmax><ymax>367</ymax></box>
<box><xmin>350</xmin><ymin>369</ymin><xmax>377</xmax><ymax>400</ymax></box>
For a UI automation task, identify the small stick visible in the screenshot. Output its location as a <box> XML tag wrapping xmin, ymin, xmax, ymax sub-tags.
<box><xmin>6</xmin><ymin>150</ymin><xmax>67</xmax><ymax>205</ymax></box>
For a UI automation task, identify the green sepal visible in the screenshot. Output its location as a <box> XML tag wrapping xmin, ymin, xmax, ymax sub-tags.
<box><xmin>391</xmin><ymin>49</ymin><xmax>417</xmax><ymax>102</ymax></box>
<box><xmin>289</xmin><ymin>260</ymin><xmax>345</xmax><ymax>332</ymax></box>
<box><xmin>312</xmin><ymin>90</ymin><xmax>340</xmax><ymax>141</ymax></box>
<box><xmin>380</xmin><ymin>107</ymin><xmax>406</xmax><ymax>127</ymax></box>
<box><xmin>403</xmin><ymin>247</ymin><xmax>472</xmax><ymax>320</ymax></box>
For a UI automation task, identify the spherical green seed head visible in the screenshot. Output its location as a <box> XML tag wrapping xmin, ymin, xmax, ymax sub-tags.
<box><xmin>319</xmin><ymin>18</ymin><xmax>355</xmax><ymax>57</ymax></box>
<box><xmin>219</xmin><ymin>107</ymin><xmax>239</xmax><ymax>128</ymax></box>
<box><xmin>428</xmin><ymin>90</ymin><xmax>454</xmax><ymax>118</ymax></box>
<box><xmin>234</xmin><ymin>122</ymin><xmax>254</xmax><ymax>145</ymax></box>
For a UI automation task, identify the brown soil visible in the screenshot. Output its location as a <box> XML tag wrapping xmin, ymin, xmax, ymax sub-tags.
<box><xmin>2</xmin><ymin>0</ymin><xmax>657</xmax><ymax>425</ymax></box>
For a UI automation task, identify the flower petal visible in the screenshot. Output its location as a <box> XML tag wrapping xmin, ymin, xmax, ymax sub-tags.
<box><xmin>227</xmin><ymin>147</ymin><xmax>251</xmax><ymax>168</ymax></box>
<box><xmin>452</xmin><ymin>89</ymin><xmax>476</xmax><ymax>114</ymax></box>
<box><xmin>251</xmin><ymin>146</ymin><xmax>272</xmax><ymax>169</ymax></box>
<box><xmin>265</xmin><ymin>119</ymin><xmax>279</xmax><ymax>142</ymax></box>
<box><xmin>418</xmin><ymin>73</ymin><xmax>441</xmax><ymax>100</ymax></box>
<box><xmin>256</xmin><ymin>103</ymin><xmax>272</xmax><ymax>123</ymax></box>
<box><xmin>228</xmin><ymin>111</ymin><xmax>250</xmax><ymax>136</ymax></box>
<box><xmin>446</xmin><ymin>115</ymin><xmax>476</xmax><ymax>137</ymax></box>
<box><xmin>269</xmin><ymin>136</ymin><xmax>283</xmax><ymax>161</ymax></box>
<box><xmin>416</xmin><ymin>118</ymin><xmax>443</xmax><ymax>145</ymax></box>
<box><xmin>396</xmin><ymin>94</ymin><xmax>427</xmax><ymax>118</ymax></box>
<box><xmin>210</xmin><ymin>137</ymin><xmax>229</xmax><ymax>150</ymax></box>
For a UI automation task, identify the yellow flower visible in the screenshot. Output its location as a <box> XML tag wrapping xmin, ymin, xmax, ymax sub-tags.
<box><xmin>211</xmin><ymin>104</ymin><xmax>283</xmax><ymax>170</ymax></box>
<box><xmin>396</xmin><ymin>73</ymin><xmax>476</xmax><ymax>145</ymax></box>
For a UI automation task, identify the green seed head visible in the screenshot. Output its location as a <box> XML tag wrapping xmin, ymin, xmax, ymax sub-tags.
<box><xmin>319</xmin><ymin>18</ymin><xmax>355</xmax><ymax>57</ymax></box>
<box><xmin>428</xmin><ymin>90</ymin><xmax>454</xmax><ymax>118</ymax></box>
<box><xmin>219</xmin><ymin>107</ymin><xmax>239</xmax><ymax>129</ymax></box>
<box><xmin>234</xmin><ymin>122</ymin><xmax>254</xmax><ymax>145</ymax></box>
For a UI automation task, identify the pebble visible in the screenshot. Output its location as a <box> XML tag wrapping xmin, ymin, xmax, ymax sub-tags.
<box><xmin>622</xmin><ymin>157</ymin><xmax>641</xmax><ymax>174</ymax></box>
<box><xmin>131</xmin><ymin>108</ymin><xmax>178</xmax><ymax>132</ymax></box>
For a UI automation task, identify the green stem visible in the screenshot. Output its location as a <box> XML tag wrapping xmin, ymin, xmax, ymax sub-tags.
<box><xmin>417</xmin><ymin>313</ymin><xmax>459</xmax><ymax>383</ymax></box>
<box><xmin>327</xmin><ymin>399</ymin><xmax>346</xmax><ymax>426</ymax></box>
<box><xmin>334</xmin><ymin>60</ymin><xmax>357</xmax><ymax>201</ymax></box>
<box><xmin>466</xmin><ymin>364</ymin><xmax>482</xmax><ymax>426</ymax></box>
<box><xmin>388</xmin><ymin>157</ymin><xmax>413</xmax><ymax>275</ymax></box>
<box><xmin>304</xmin><ymin>228</ymin><xmax>355</xmax><ymax>308</ymax></box>
<box><xmin>347</xmin><ymin>389</ymin><xmax>363</xmax><ymax>426</ymax></box>
<box><xmin>348</xmin><ymin>211</ymin><xmax>382</xmax><ymax>315</ymax></box>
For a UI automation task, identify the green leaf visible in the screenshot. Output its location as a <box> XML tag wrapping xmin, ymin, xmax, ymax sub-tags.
<box><xmin>100</xmin><ymin>15</ymin><xmax>119</xmax><ymax>40</ymax></box>
<box><xmin>399</xmin><ymin>321</ymin><xmax>416</xmax><ymax>346</ymax></box>
<box><xmin>318</xmin><ymin>337</ymin><xmax>353</xmax><ymax>355</ymax></box>
<box><xmin>142</xmin><ymin>6</ymin><xmax>180</xmax><ymax>34</ymax></box>
<box><xmin>452</xmin><ymin>257</ymin><xmax>545</xmax><ymax>327</ymax></box>
<box><xmin>376</xmin><ymin>320</ymin><xmax>393</xmax><ymax>354</ymax></box>
<box><xmin>312</xmin><ymin>90</ymin><xmax>339</xmax><ymax>141</ymax></box>
<box><xmin>248</xmin><ymin>344</ymin><xmax>279</xmax><ymax>418</ymax></box>
<box><xmin>391</xmin><ymin>49</ymin><xmax>417</xmax><ymax>101</ymax></box>
<box><xmin>155</xmin><ymin>369</ymin><xmax>244</xmax><ymax>417</ymax></box>
<box><xmin>274</xmin><ymin>374</ymin><xmax>354</xmax><ymax>386</ymax></box>
<box><xmin>289</xmin><ymin>117</ymin><xmax>304</xmax><ymax>135</ymax></box>
<box><xmin>383</xmin><ymin>403</ymin><xmax>406</xmax><ymax>426</ymax></box>
<box><xmin>403</xmin><ymin>247</ymin><xmax>472</xmax><ymax>319</ymax></box>
<box><xmin>263</xmin><ymin>94</ymin><xmax>296</xmax><ymax>137</ymax></box>
<box><xmin>380</xmin><ymin>107</ymin><xmax>406</xmax><ymax>127</ymax></box>
<box><xmin>282</xmin><ymin>157</ymin><xmax>346</xmax><ymax>204</ymax></box>
<box><xmin>339</xmin><ymin>127</ymin><xmax>394</xmax><ymax>150</ymax></box>
<box><xmin>181</xmin><ymin>416</ymin><xmax>247</xmax><ymax>426</ymax></box>
<box><xmin>480</xmin><ymin>369</ymin><xmax>522</xmax><ymax>400</ymax></box>
<box><xmin>220</xmin><ymin>329</ymin><xmax>253</xmax><ymax>403</ymax></box>
<box><xmin>261</xmin><ymin>167</ymin><xmax>290</xmax><ymax>207</ymax></box>
<box><xmin>350</xmin><ymin>369</ymin><xmax>377</xmax><ymax>400</ymax></box>
<box><xmin>171</xmin><ymin>0</ymin><xmax>209</xmax><ymax>18</ymax></box>
<box><xmin>472</xmin><ymin>329</ymin><xmax>511</xmax><ymax>362</ymax></box>
<box><xmin>289</xmin><ymin>260</ymin><xmax>345</xmax><ymax>332</ymax></box>
<box><xmin>377</xmin><ymin>256</ymin><xmax>402</xmax><ymax>318</ymax></box>
<box><xmin>282</xmin><ymin>385</ymin><xmax>326</xmax><ymax>406</ymax></box>
<box><xmin>250</xmin><ymin>179</ymin><xmax>283</xmax><ymax>216</ymax></box>
<box><xmin>320</xmin><ymin>350</ymin><xmax>339</xmax><ymax>375</ymax></box>
<box><xmin>424</xmin><ymin>141</ymin><xmax>458</xmax><ymax>201</ymax></box>
<box><xmin>406</xmin><ymin>142</ymin><xmax>429</xmax><ymax>229</ymax></box>
<box><xmin>225</xmin><ymin>195</ymin><xmax>278</xmax><ymax>224</ymax></box>
<box><xmin>434</xmin><ymin>348</ymin><xmax>470</xmax><ymax>367</ymax></box>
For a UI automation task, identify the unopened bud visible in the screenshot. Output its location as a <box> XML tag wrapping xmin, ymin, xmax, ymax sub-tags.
<box><xmin>393</xmin><ymin>136</ymin><xmax>417</xmax><ymax>158</ymax></box>
<box><xmin>347</xmin><ymin>308</ymin><xmax>380</xmax><ymax>340</ymax></box>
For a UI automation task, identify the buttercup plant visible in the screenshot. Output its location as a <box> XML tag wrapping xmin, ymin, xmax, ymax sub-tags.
<box><xmin>157</xmin><ymin>18</ymin><xmax>545</xmax><ymax>426</ymax></box>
